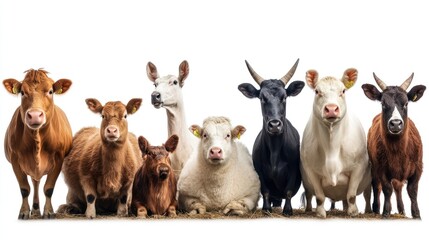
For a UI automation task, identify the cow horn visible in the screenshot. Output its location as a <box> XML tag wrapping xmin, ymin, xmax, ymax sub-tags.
<box><xmin>373</xmin><ymin>72</ymin><xmax>387</xmax><ymax>91</ymax></box>
<box><xmin>279</xmin><ymin>58</ymin><xmax>299</xmax><ymax>85</ymax></box>
<box><xmin>245</xmin><ymin>60</ymin><xmax>264</xmax><ymax>85</ymax></box>
<box><xmin>400</xmin><ymin>73</ymin><xmax>414</xmax><ymax>91</ymax></box>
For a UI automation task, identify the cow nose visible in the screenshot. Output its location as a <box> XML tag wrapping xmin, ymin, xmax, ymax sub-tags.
<box><xmin>388</xmin><ymin>119</ymin><xmax>403</xmax><ymax>133</ymax></box>
<box><xmin>209</xmin><ymin>147</ymin><xmax>223</xmax><ymax>160</ymax></box>
<box><xmin>324</xmin><ymin>104</ymin><xmax>340</xmax><ymax>118</ymax></box>
<box><xmin>159</xmin><ymin>165</ymin><xmax>170</xmax><ymax>180</ymax></box>
<box><xmin>105</xmin><ymin>126</ymin><xmax>120</xmax><ymax>140</ymax></box>
<box><xmin>268</xmin><ymin>119</ymin><xmax>283</xmax><ymax>133</ymax></box>
<box><xmin>151</xmin><ymin>91</ymin><xmax>162</xmax><ymax>108</ymax></box>
<box><xmin>25</xmin><ymin>110</ymin><xmax>46</xmax><ymax>129</ymax></box>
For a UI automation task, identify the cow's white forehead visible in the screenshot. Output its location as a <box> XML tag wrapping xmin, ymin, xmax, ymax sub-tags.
<box><xmin>316</xmin><ymin>76</ymin><xmax>344</xmax><ymax>91</ymax></box>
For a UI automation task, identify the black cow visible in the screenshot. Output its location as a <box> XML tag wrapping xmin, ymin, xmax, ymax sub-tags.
<box><xmin>238</xmin><ymin>59</ymin><xmax>304</xmax><ymax>215</ymax></box>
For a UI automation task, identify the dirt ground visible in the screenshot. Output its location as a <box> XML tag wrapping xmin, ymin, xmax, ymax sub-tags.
<box><xmin>45</xmin><ymin>207</ymin><xmax>412</xmax><ymax>221</ymax></box>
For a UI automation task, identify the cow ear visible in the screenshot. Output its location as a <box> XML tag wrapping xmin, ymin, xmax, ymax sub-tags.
<box><xmin>178</xmin><ymin>60</ymin><xmax>189</xmax><ymax>87</ymax></box>
<box><xmin>85</xmin><ymin>98</ymin><xmax>104</xmax><ymax>114</ymax></box>
<box><xmin>138</xmin><ymin>136</ymin><xmax>150</xmax><ymax>155</ymax></box>
<box><xmin>189</xmin><ymin>125</ymin><xmax>203</xmax><ymax>138</ymax></box>
<box><xmin>407</xmin><ymin>85</ymin><xmax>426</xmax><ymax>102</ymax></box>
<box><xmin>232</xmin><ymin>125</ymin><xmax>246</xmax><ymax>140</ymax></box>
<box><xmin>165</xmin><ymin>134</ymin><xmax>179</xmax><ymax>152</ymax></box>
<box><xmin>342</xmin><ymin>68</ymin><xmax>358</xmax><ymax>89</ymax></box>
<box><xmin>126</xmin><ymin>98</ymin><xmax>143</xmax><ymax>115</ymax></box>
<box><xmin>146</xmin><ymin>62</ymin><xmax>159</xmax><ymax>82</ymax></box>
<box><xmin>361</xmin><ymin>84</ymin><xmax>382</xmax><ymax>101</ymax></box>
<box><xmin>238</xmin><ymin>83</ymin><xmax>259</xmax><ymax>99</ymax></box>
<box><xmin>3</xmin><ymin>79</ymin><xmax>21</xmax><ymax>95</ymax></box>
<box><xmin>53</xmin><ymin>79</ymin><xmax>72</xmax><ymax>94</ymax></box>
<box><xmin>286</xmin><ymin>81</ymin><xmax>305</xmax><ymax>97</ymax></box>
<box><xmin>305</xmin><ymin>70</ymin><xmax>318</xmax><ymax>89</ymax></box>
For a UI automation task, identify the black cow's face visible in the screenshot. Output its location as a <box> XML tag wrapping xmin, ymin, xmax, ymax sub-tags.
<box><xmin>380</xmin><ymin>87</ymin><xmax>409</xmax><ymax>135</ymax></box>
<box><xmin>239</xmin><ymin>80</ymin><xmax>304</xmax><ymax>136</ymax></box>
<box><xmin>362</xmin><ymin>73</ymin><xmax>426</xmax><ymax>136</ymax></box>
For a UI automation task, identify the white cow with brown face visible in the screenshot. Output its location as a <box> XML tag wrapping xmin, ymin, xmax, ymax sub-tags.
<box><xmin>300</xmin><ymin>68</ymin><xmax>371</xmax><ymax>218</ymax></box>
<box><xmin>177</xmin><ymin>116</ymin><xmax>260</xmax><ymax>215</ymax></box>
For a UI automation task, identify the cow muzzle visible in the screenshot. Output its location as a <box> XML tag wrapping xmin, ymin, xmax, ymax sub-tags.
<box><xmin>267</xmin><ymin>119</ymin><xmax>283</xmax><ymax>134</ymax></box>
<box><xmin>158</xmin><ymin>164</ymin><xmax>170</xmax><ymax>180</ymax></box>
<box><xmin>208</xmin><ymin>146</ymin><xmax>224</xmax><ymax>163</ymax></box>
<box><xmin>388</xmin><ymin>119</ymin><xmax>403</xmax><ymax>134</ymax></box>
<box><xmin>323</xmin><ymin>104</ymin><xmax>340</xmax><ymax>122</ymax></box>
<box><xmin>151</xmin><ymin>91</ymin><xmax>163</xmax><ymax>109</ymax></box>
<box><xmin>104</xmin><ymin>125</ymin><xmax>120</xmax><ymax>142</ymax></box>
<box><xmin>25</xmin><ymin>109</ymin><xmax>46</xmax><ymax>130</ymax></box>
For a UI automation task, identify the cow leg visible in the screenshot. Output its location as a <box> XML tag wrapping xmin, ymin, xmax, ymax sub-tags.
<box><xmin>329</xmin><ymin>200</ymin><xmax>336</xmax><ymax>211</ymax></box>
<box><xmin>117</xmin><ymin>193</ymin><xmax>129</xmax><ymax>217</ymax></box>
<box><xmin>341</xmin><ymin>200</ymin><xmax>348</xmax><ymax>211</ymax></box>
<box><xmin>304</xmin><ymin>191</ymin><xmax>313</xmax><ymax>212</ymax></box>
<box><xmin>406</xmin><ymin>174</ymin><xmax>421</xmax><ymax>219</ymax></box>
<box><xmin>282</xmin><ymin>191</ymin><xmax>293</xmax><ymax>216</ymax></box>
<box><xmin>11</xmin><ymin>161</ymin><xmax>31</xmax><ymax>219</ymax></box>
<box><xmin>371</xmin><ymin>179</ymin><xmax>381</xmax><ymax>214</ymax></box>
<box><xmin>261</xmin><ymin>192</ymin><xmax>272</xmax><ymax>213</ymax></box>
<box><xmin>42</xmin><ymin>157</ymin><xmax>63</xmax><ymax>219</ymax></box>
<box><xmin>81</xmin><ymin>178</ymin><xmax>97</xmax><ymax>219</ymax></box>
<box><xmin>391</xmin><ymin>179</ymin><xmax>404</xmax><ymax>215</ymax></box>
<box><xmin>381</xmin><ymin>180</ymin><xmax>393</xmax><ymax>218</ymax></box>
<box><xmin>363</xmin><ymin>183</ymin><xmax>372</xmax><ymax>213</ymax></box>
<box><xmin>31</xmin><ymin>178</ymin><xmax>41</xmax><ymax>217</ymax></box>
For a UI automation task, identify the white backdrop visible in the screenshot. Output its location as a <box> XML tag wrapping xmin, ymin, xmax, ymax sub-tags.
<box><xmin>0</xmin><ymin>0</ymin><xmax>427</xmax><ymax>238</ymax></box>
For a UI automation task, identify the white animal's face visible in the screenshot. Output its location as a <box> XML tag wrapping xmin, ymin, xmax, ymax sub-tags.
<box><xmin>306</xmin><ymin>68</ymin><xmax>357</xmax><ymax>124</ymax></box>
<box><xmin>190</xmin><ymin>117</ymin><xmax>246</xmax><ymax>166</ymax></box>
<box><xmin>151</xmin><ymin>75</ymin><xmax>183</xmax><ymax>109</ymax></box>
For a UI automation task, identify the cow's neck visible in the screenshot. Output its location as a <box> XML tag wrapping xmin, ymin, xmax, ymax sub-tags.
<box><xmin>101</xmin><ymin>141</ymin><xmax>127</xmax><ymax>171</ymax></box>
<box><xmin>261</xmin><ymin>128</ymin><xmax>284</xmax><ymax>168</ymax></box>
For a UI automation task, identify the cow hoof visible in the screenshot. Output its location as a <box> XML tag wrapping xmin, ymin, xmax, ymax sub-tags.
<box><xmin>18</xmin><ymin>212</ymin><xmax>30</xmax><ymax>220</ymax></box>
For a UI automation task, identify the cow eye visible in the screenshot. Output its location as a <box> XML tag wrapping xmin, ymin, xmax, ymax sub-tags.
<box><xmin>315</xmin><ymin>90</ymin><xmax>319</xmax><ymax>95</ymax></box>
<box><xmin>101</xmin><ymin>114</ymin><xmax>105</xmax><ymax>119</ymax></box>
<box><xmin>124</xmin><ymin>114</ymin><xmax>128</xmax><ymax>119</ymax></box>
<box><xmin>49</xmin><ymin>89</ymin><xmax>53</xmax><ymax>95</ymax></box>
<box><xmin>404</xmin><ymin>102</ymin><xmax>408</xmax><ymax>109</ymax></box>
<box><xmin>203</xmin><ymin>133</ymin><xmax>207</xmax><ymax>138</ymax></box>
<box><xmin>226</xmin><ymin>134</ymin><xmax>231</xmax><ymax>139</ymax></box>
<box><xmin>173</xmin><ymin>80</ymin><xmax>178</xmax><ymax>85</ymax></box>
<box><xmin>153</xmin><ymin>83</ymin><xmax>158</xmax><ymax>87</ymax></box>
<box><xmin>342</xmin><ymin>89</ymin><xmax>346</xmax><ymax>94</ymax></box>
<box><xmin>20</xmin><ymin>90</ymin><xmax>25</xmax><ymax>97</ymax></box>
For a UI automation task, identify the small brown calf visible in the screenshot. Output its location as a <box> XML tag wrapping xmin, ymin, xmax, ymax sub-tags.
<box><xmin>57</xmin><ymin>98</ymin><xmax>143</xmax><ymax>218</ymax></box>
<box><xmin>132</xmin><ymin>134</ymin><xmax>179</xmax><ymax>218</ymax></box>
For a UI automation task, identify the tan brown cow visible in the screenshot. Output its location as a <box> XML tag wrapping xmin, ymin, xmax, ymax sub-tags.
<box><xmin>131</xmin><ymin>134</ymin><xmax>179</xmax><ymax>218</ymax></box>
<box><xmin>3</xmin><ymin>68</ymin><xmax>73</xmax><ymax>219</ymax></box>
<box><xmin>57</xmin><ymin>98</ymin><xmax>143</xmax><ymax>219</ymax></box>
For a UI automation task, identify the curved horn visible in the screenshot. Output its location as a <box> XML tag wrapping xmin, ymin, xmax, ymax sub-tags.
<box><xmin>279</xmin><ymin>58</ymin><xmax>299</xmax><ymax>85</ymax></box>
<box><xmin>245</xmin><ymin>60</ymin><xmax>264</xmax><ymax>85</ymax></box>
<box><xmin>400</xmin><ymin>73</ymin><xmax>414</xmax><ymax>90</ymax></box>
<box><xmin>373</xmin><ymin>72</ymin><xmax>387</xmax><ymax>91</ymax></box>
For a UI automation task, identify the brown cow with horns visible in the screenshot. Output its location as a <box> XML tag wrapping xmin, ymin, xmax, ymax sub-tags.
<box><xmin>3</xmin><ymin>69</ymin><xmax>73</xmax><ymax>219</ymax></box>
<box><xmin>362</xmin><ymin>73</ymin><xmax>425</xmax><ymax>219</ymax></box>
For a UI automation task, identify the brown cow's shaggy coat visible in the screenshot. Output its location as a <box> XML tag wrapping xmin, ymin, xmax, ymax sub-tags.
<box><xmin>57</xmin><ymin>98</ymin><xmax>143</xmax><ymax>218</ymax></box>
<box><xmin>362</xmin><ymin>73</ymin><xmax>425</xmax><ymax>219</ymax></box>
<box><xmin>131</xmin><ymin>135</ymin><xmax>179</xmax><ymax>218</ymax></box>
<box><xmin>3</xmin><ymin>69</ymin><xmax>73</xmax><ymax>219</ymax></box>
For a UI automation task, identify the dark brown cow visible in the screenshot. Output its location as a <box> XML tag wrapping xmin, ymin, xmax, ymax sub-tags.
<box><xmin>362</xmin><ymin>73</ymin><xmax>425</xmax><ymax>219</ymax></box>
<box><xmin>57</xmin><ymin>98</ymin><xmax>143</xmax><ymax>218</ymax></box>
<box><xmin>3</xmin><ymin>69</ymin><xmax>73</xmax><ymax>219</ymax></box>
<box><xmin>131</xmin><ymin>134</ymin><xmax>179</xmax><ymax>218</ymax></box>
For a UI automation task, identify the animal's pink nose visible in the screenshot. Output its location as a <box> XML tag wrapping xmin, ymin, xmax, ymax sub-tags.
<box><xmin>324</xmin><ymin>104</ymin><xmax>340</xmax><ymax>118</ymax></box>
<box><xmin>25</xmin><ymin>110</ymin><xmax>45</xmax><ymax>129</ymax></box>
<box><xmin>105</xmin><ymin>126</ymin><xmax>120</xmax><ymax>140</ymax></box>
<box><xmin>209</xmin><ymin>147</ymin><xmax>223</xmax><ymax>159</ymax></box>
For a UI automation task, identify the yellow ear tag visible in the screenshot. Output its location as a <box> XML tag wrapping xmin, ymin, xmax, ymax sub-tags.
<box><xmin>132</xmin><ymin>106</ymin><xmax>137</xmax><ymax>114</ymax></box>
<box><xmin>413</xmin><ymin>95</ymin><xmax>417</xmax><ymax>102</ymax></box>
<box><xmin>193</xmin><ymin>130</ymin><xmax>200</xmax><ymax>138</ymax></box>
<box><xmin>12</xmin><ymin>85</ymin><xmax>19</xmax><ymax>94</ymax></box>
<box><xmin>344</xmin><ymin>80</ymin><xmax>354</xmax><ymax>89</ymax></box>
<box><xmin>237</xmin><ymin>133</ymin><xmax>241</xmax><ymax>139</ymax></box>
<box><xmin>55</xmin><ymin>88</ymin><xmax>63</xmax><ymax>94</ymax></box>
